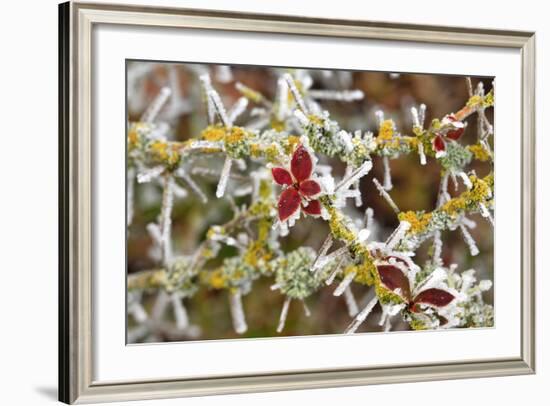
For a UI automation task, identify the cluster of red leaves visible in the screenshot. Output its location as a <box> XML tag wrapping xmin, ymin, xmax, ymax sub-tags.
<box><xmin>272</xmin><ymin>145</ymin><xmax>322</xmax><ymax>221</ymax></box>
<box><xmin>432</xmin><ymin>114</ymin><xmax>465</xmax><ymax>155</ymax></box>
<box><xmin>377</xmin><ymin>259</ymin><xmax>455</xmax><ymax>323</ymax></box>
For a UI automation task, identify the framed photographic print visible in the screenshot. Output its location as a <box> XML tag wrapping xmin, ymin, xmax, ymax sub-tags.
<box><xmin>59</xmin><ymin>1</ymin><xmax>536</xmax><ymax>404</ymax></box>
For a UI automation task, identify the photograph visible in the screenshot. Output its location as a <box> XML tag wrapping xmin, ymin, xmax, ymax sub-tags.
<box><xmin>125</xmin><ymin>61</ymin><xmax>495</xmax><ymax>343</ymax></box>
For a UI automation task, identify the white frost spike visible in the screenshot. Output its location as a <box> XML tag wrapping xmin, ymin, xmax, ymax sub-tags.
<box><xmin>302</xmin><ymin>301</ymin><xmax>311</xmax><ymax>317</ymax></box>
<box><xmin>344</xmin><ymin>286</ymin><xmax>359</xmax><ymax>317</ymax></box>
<box><xmin>385</xmin><ymin>221</ymin><xmax>411</xmax><ymax>251</ymax></box>
<box><xmin>411</xmin><ymin>106</ymin><xmax>420</xmax><ymax>128</ymax></box>
<box><xmin>479</xmin><ymin>203</ymin><xmax>494</xmax><ymax>226</ymax></box>
<box><xmin>294</xmin><ymin>109</ymin><xmax>310</xmax><ymax>126</ymax></box>
<box><xmin>354</xmin><ymin>180</ymin><xmax>362</xmax><ymax>207</ymax></box>
<box><xmin>345</xmin><ymin>296</ymin><xmax>378</xmax><ymax>334</ymax></box>
<box><xmin>378</xmin><ymin>305</ymin><xmax>389</xmax><ymax>326</ymax></box>
<box><xmin>284</xmin><ymin>73</ymin><xmax>308</xmax><ymax>114</ymax></box>
<box><xmin>229</xmin><ymin>290</ymin><xmax>248</xmax><ymax>334</ymax></box>
<box><xmin>357</xmin><ymin>228</ymin><xmax>371</xmax><ymax>243</ymax></box>
<box><xmin>459</xmin><ymin>224</ymin><xmax>480</xmax><ymax>256</ymax></box>
<box><xmin>137</xmin><ymin>166</ymin><xmax>164</xmax><ymax>183</ymax></box>
<box><xmin>337</xmin><ymin>130</ymin><xmax>354</xmax><ymax>153</ymax></box>
<box><xmin>127</xmin><ymin>167</ymin><xmax>135</xmax><ymax>226</ymax></box>
<box><xmin>175</xmin><ymin>169</ymin><xmax>208</xmax><ymax>204</ymax></box>
<box><xmin>311</xmin><ymin>234</ymin><xmax>333</xmax><ymax>273</ymax></box>
<box><xmin>418</xmin><ymin>141</ymin><xmax>427</xmax><ymax>165</ymax></box>
<box><xmin>419</xmin><ymin>104</ymin><xmax>427</xmax><ymax>127</ymax></box>
<box><xmin>333</xmin><ymin>271</ymin><xmax>356</xmax><ymax>297</ymax></box>
<box><xmin>228</xmin><ymin>97</ymin><xmax>248</xmax><ymax>124</ymax></box>
<box><xmin>128</xmin><ymin>301</ymin><xmax>148</xmax><ymax>324</ymax></box>
<box><xmin>215</xmin><ymin>65</ymin><xmax>233</xmax><ymax>83</ymax></box>
<box><xmin>208</xmin><ymin>89</ymin><xmax>232</xmax><ymax>128</ymax></box>
<box><xmin>314</xmin><ymin>246</ymin><xmax>348</xmax><ymax>270</ymax></box>
<box><xmin>458</xmin><ymin>171</ymin><xmax>473</xmax><ymax>189</ymax></box>
<box><xmin>186</xmin><ymin>140</ymin><xmax>223</xmax><ymax>151</ymax></box>
<box><xmin>216</xmin><ymin>157</ymin><xmax>233</xmax><ymax>198</ymax></box>
<box><xmin>141</xmin><ymin>86</ymin><xmax>171</xmax><ymax>123</ymax></box>
<box><xmin>160</xmin><ymin>175</ymin><xmax>174</xmax><ymax>265</ymax></box>
<box><xmin>277</xmin><ymin>297</ymin><xmax>291</xmax><ymax>333</ymax></box>
<box><xmin>479</xmin><ymin>280</ymin><xmax>493</xmax><ymax>291</ymax></box>
<box><xmin>146</xmin><ymin>223</ymin><xmax>162</xmax><ymax>246</ymax></box>
<box><xmin>382</xmin><ymin>156</ymin><xmax>393</xmax><ymax>191</ymax></box>
<box><xmin>364</xmin><ymin>207</ymin><xmax>374</xmax><ymax>229</ymax></box>
<box><xmin>432</xmin><ymin>230</ymin><xmax>442</xmax><ymax>265</ymax></box>
<box><xmin>375</xmin><ymin>110</ymin><xmax>385</xmax><ymax>126</ymax></box>
<box><xmin>171</xmin><ymin>294</ymin><xmax>189</xmax><ymax>330</ymax></box>
<box><xmin>275</xmin><ymin>77</ymin><xmax>289</xmax><ymax>121</ymax></box>
<box><xmin>335</xmin><ymin>160</ymin><xmax>373</xmax><ymax>193</ymax></box>
<box><xmin>373</xmin><ymin>178</ymin><xmax>400</xmax><ymax>213</ymax></box>
<box><xmin>200</xmin><ymin>75</ymin><xmax>216</xmax><ymax>124</ymax></box>
<box><xmin>309</xmin><ymin>89</ymin><xmax>364</xmax><ymax>101</ymax></box>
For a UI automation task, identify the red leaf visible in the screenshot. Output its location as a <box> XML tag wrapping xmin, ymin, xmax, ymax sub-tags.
<box><xmin>290</xmin><ymin>145</ymin><xmax>313</xmax><ymax>182</ymax></box>
<box><xmin>299</xmin><ymin>179</ymin><xmax>321</xmax><ymax>197</ymax></box>
<box><xmin>277</xmin><ymin>187</ymin><xmax>301</xmax><ymax>221</ymax></box>
<box><xmin>433</xmin><ymin>134</ymin><xmax>446</xmax><ymax>153</ymax></box>
<box><xmin>301</xmin><ymin>199</ymin><xmax>321</xmax><ymax>216</ymax></box>
<box><xmin>446</xmin><ymin>127</ymin><xmax>464</xmax><ymax>140</ymax></box>
<box><xmin>412</xmin><ymin>288</ymin><xmax>454</xmax><ymax>307</ymax></box>
<box><xmin>377</xmin><ymin>265</ymin><xmax>411</xmax><ymax>301</ymax></box>
<box><xmin>272</xmin><ymin>167</ymin><xmax>293</xmax><ymax>185</ymax></box>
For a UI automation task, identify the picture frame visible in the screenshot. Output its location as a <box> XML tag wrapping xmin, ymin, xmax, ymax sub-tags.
<box><xmin>59</xmin><ymin>1</ymin><xmax>536</xmax><ymax>404</ymax></box>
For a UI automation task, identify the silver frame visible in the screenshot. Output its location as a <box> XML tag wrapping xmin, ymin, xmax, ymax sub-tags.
<box><xmin>58</xmin><ymin>1</ymin><xmax>536</xmax><ymax>403</ymax></box>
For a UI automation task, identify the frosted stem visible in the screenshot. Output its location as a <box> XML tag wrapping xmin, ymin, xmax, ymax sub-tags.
<box><xmin>276</xmin><ymin>297</ymin><xmax>291</xmax><ymax>333</ymax></box>
<box><xmin>344</xmin><ymin>286</ymin><xmax>359</xmax><ymax>317</ymax></box>
<box><xmin>152</xmin><ymin>291</ymin><xmax>170</xmax><ymax>321</ymax></box>
<box><xmin>171</xmin><ymin>294</ymin><xmax>189</xmax><ymax>330</ymax></box>
<box><xmin>141</xmin><ymin>87</ymin><xmax>171</xmax><ymax>123</ymax></box>
<box><xmin>284</xmin><ymin>73</ymin><xmax>308</xmax><ymax>114</ymax></box>
<box><xmin>334</xmin><ymin>271</ymin><xmax>356</xmax><ymax>297</ymax></box>
<box><xmin>216</xmin><ymin>157</ymin><xmax>233</xmax><ymax>198</ymax></box>
<box><xmin>385</xmin><ymin>221</ymin><xmax>411</xmax><ymax>251</ymax></box>
<box><xmin>160</xmin><ymin>174</ymin><xmax>174</xmax><ymax>265</ymax></box>
<box><xmin>373</xmin><ymin>178</ymin><xmax>399</xmax><ymax>213</ymax></box>
<box><xmin>418</xmin><ymin>141</ymin><xmax>427</xmax><ymax>165</ymax></box>
<box><xmin>229</xmin><ymin>290</ymin><xmax>248</xmax><ymax>334</ymax></box>
<box><xmin>459</xmin><ymin>224</ymin><xmax>479</xmax><ymax>256</ymax></box>
<box><xmin>382</xmin><ymin>156</ymin><xmax>393</xmax><ymax>191</ymax></box>
<box><xmin>345</xmin><ymin>296</ymin><xmax>378</xmax><ymax>334</ymax></box>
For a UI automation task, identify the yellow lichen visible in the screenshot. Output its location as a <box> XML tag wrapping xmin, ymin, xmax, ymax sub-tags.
<box><xmin>467</xmin><ymin>143</ymin><xmax>491</xmax><ymax>161</ymax></box>
<box><xmin>148</xmin><ymin>140</ymin><xmax>181</xmax><ymax>168</ymax></box>
<box><xmin>398</xmin><ymin>211</ymin><xmax>432</xmax><ymax>235</ymax></box>
<box><xmin>377</xmin><ymin>119</ymin><xmax>395</xmax><ymax>141</ymax></box>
